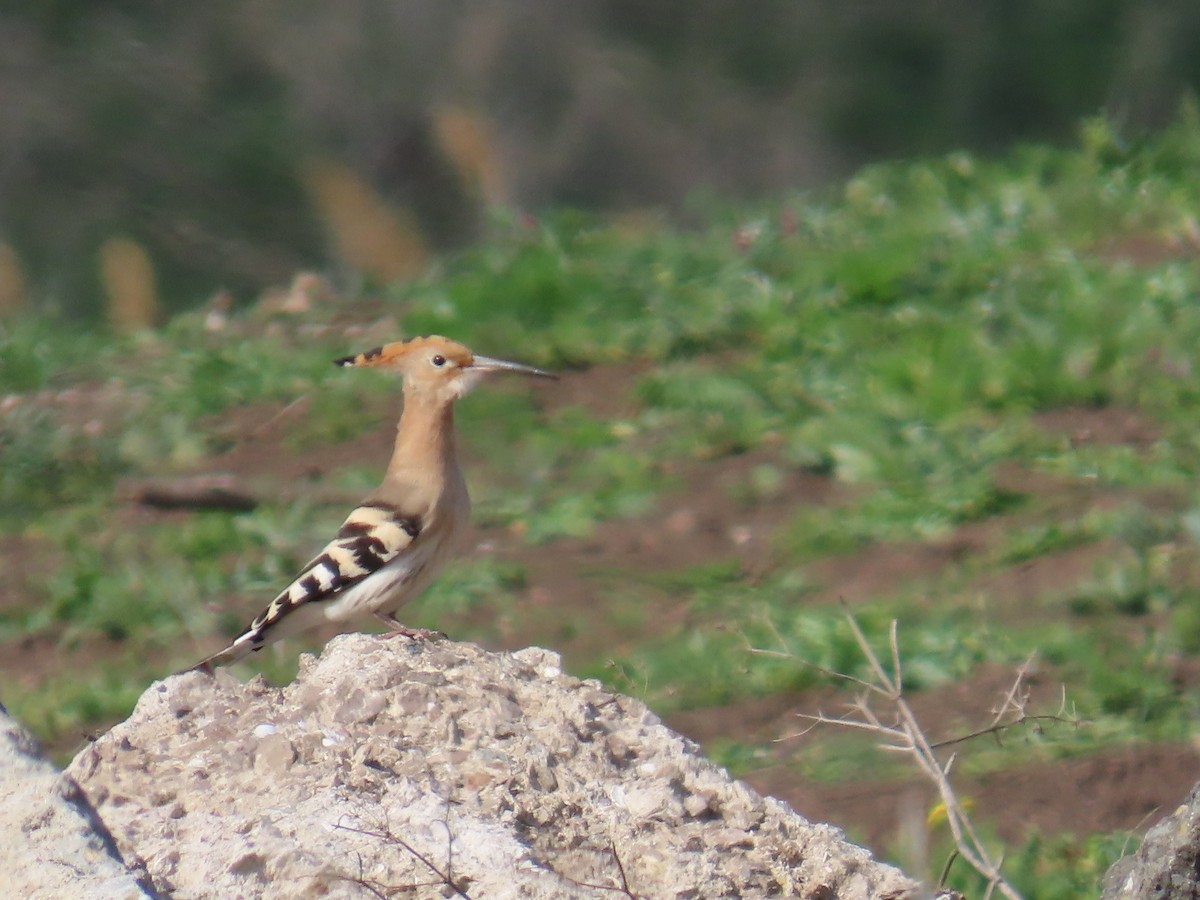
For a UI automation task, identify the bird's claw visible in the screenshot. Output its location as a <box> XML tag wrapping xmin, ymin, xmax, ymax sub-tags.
<box><xmin>380</xmin><ymin>626</ymin><xmax>447</xmax><ymax>641</ymax></box>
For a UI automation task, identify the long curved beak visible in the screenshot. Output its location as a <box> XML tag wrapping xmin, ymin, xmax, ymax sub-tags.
<box><xmin>471</xmin><ymin>355</ymin><xmax>557</xmax><ymax>379</ymax></box>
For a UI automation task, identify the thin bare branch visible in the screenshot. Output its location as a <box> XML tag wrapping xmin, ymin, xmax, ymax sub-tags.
<box><xmin>930</xmin><ymin>655</ymin><xmax>1081</xmax><ymax>750</ymax></box>
<box><xmin>745</xmin><ymin>639</ymin><xmax>887</xmax><ymax>695</ymax></box>
<box><xmin>764</xmin><ymin>616</ymin><xmax>797</xmax><ymax>656</ymax></box>
<box><xmin>351</xmin><ymin>879</ymin><xmax>389</xmax><ymax>900</ymax></box>
<box><xmin>942</xmin><ymin>752</ymin><xmax>957</xmax><ymax>779</ymax></box>
<box><xmin>774</xmin><ymin>719</ymin><xmax>822</xmax><ymax>742</ymax></box>
<box><xmin>936</xmin><ymin>848</ymin><xmax>959</xmax><ymax>891</ymax></box>
<box><xmin>611</xmin><ymin>840</ymin><xmax>636</xmax><ymax>899</ymax></box>
<box><xmin>794</xmin><ymin>711</ymin><xmax>907</xmax><ymax>740</ymax></box>
<box><xmin>558</xmin><ymin>841</ymin><xmax>640</xmax><ymax>898</ymax></box>
<box><xmin>929</xmin><ymin>713</ymin><xmax>1077</xmax><ymax>750</ymax></box>
<box><xmin>334</xmin><ymin>819</ymin><xmax>472</xmax><ymax>899</ymax></box>
<box><xmin>744</xmin><ymin>645</ymin><xmax>796</xmax><ymax>660</ymax></box>
<box><xmin>988</xmin><ymin>655</ymin><xmax>1035</xmax><ymax>729</ymax></box>
<box><xmin>889</xmin><ymin>619</ymin><xmax>903</xmax><ymax>695</ymax></box>
<box><xmin>838</xmin><ymin>600</ymin><xmax>896</xmax><ymax>694</ymax></box>
<box><xmin>769</xmin><ymin>605</ymin><xmax>1038</xmax><ymax>900</ymax></box>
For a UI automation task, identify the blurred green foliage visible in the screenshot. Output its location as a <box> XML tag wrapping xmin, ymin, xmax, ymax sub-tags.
<box><xmin>7</xmin><ymin>2</ymin><xmax>1200</xmax><ymax>314</ymax></box>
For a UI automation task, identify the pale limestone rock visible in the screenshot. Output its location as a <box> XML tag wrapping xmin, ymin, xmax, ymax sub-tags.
<box><xmin>0</xmin><ymin>704</ymin><xmax>156</xmax><ymax>899</ymax></box>
<box><xmin>66</xmin><ymin>636</ymin><xmax>919</xmax><ymax>899</ymax></box>
<box><xmin>1103</xmin><ymin>780</ymin><xmax>1200</xmax><ymax>899</ymax></box>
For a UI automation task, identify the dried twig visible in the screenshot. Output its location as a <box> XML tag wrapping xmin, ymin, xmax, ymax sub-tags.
<box><xmin>559</xmin><ymin>840</ymin><xmax>640</xmax><ymax>898</ymax></box>
<box><xmin>757</xmin><ymin>601</ymin><xmax>1081</xmax><ymax>900</ymax></box>
<box><xmin>348</xmin><ymin>851</ymin><xmax>389</xmax><ymax>900</ymax></box>
<box><xmin>841</xmin><ymin>604</ymin><xmax>1017</xmax><ymax>897</ymax></box>
<box><xmin>334</xmin><ymin>812</ymin><xmax>472</xmax><ymax>899</ymax></box>
<box><xmin>740</xmin><ymin>618</ymin><xmax>885</xmax><ymax>697</ymax></box>
<box><xmin>932</xmin><ymin>659</ymin><xmax>1080</xmax><ymax>750</ymax></box>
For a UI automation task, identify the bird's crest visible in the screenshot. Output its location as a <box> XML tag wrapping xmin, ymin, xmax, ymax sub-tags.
<box><xmin>334</xmin><ymin>336</ymin><xmax>473</xmax><ymax>370</ymax></box>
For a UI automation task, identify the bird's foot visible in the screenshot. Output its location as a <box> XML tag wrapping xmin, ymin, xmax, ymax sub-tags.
<box><xmin>381</xmin><ymin>625</ymin><xmax>447</xmax><ymax>641</ymax></box>
<box><xmin>373</xmin><ymin>613</ymin><xmax>446</xmax><ymax>641</ymax></box>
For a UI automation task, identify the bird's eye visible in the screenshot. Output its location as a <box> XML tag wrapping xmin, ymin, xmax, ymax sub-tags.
<box><xmin>431</xmin><ymin>354</ymin><xmax>447</xmax><ymax>367</ymax></box>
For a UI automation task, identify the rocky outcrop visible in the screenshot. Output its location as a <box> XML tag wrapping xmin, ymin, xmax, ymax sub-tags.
<box><xmin>0</xmin><ymin>702</ymin><xmax>156</xmax><ymax>900</ymax></box>
<box><xmin>61</xmin><ymin>636</ymin><xmax>917</xmax><ymax>898</ymax></box>
<box><xmin>1103</xmin><ymin>780</ymin><xmax>1200</xmax><ymax>899</ymax></box>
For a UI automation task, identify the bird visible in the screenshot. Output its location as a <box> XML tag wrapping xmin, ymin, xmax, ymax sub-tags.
<box><xmin>191</xmin><ymin>335</ymin><xmax>555</xmax><ymax>671</ymax></box>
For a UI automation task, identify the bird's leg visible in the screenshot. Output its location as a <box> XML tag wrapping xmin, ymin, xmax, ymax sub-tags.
<box><xmin>373</xmin><ymin>611</ymin><xmax>447</xmax><ymax>641</ymax></box>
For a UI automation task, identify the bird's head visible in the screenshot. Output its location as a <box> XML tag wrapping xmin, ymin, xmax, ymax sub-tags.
<box><xmin>334</xmin><ymin>335</ymin><xmax>555</xmax><ymax>400</ymax></box>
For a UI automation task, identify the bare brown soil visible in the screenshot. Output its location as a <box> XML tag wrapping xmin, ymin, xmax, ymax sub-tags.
<box><xmin>751</xmin><ymin>740</ymin><xmax>1200</xmax><ymax>850</ymax></box>
<box><xmin>670</xmin><ymin>660</ymin><xmax>1200</xmax><ymax>847</ymax></box>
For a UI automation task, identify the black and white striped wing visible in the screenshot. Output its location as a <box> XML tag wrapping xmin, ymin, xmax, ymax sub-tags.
<box><xmin>200</xmin><ymin>503</ymin><xmax>420</xmax><ymax>665</ymax></box>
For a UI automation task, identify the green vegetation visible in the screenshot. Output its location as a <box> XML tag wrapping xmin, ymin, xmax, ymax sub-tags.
<box><xmin>931</xmin><ymin>828</ymin><xmax>1135</xmax><ymax>899</ymax></box>
<box><xmin>11</xmin><ymin>112</ymin><xmax>1200</xmax><ymax>893</ymax></box>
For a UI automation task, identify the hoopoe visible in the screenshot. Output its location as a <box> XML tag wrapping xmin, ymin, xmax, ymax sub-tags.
<box><xmin>192</xmin><ymin>335</ymin><xmax>554</xmax><ymax>671</ymax></box>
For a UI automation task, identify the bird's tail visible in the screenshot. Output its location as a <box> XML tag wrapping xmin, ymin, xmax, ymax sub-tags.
<box><xmin>184</xmin><ymin>634</ymin><xmax>258</xmax><ymax>675</ymax></box>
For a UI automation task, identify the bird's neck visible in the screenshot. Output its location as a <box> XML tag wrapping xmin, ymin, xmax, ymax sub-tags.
<box><xmin>388</xmin><ymin>390</ymin><xmax>459</xmax><ymax>480</ymax></box>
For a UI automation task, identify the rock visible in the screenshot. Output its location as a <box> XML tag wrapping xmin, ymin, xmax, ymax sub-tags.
<box><xmin>0</xmin><ymin>702</ymin><xmax>157</xmax><ymax>899</ymax></box>
<box><xmin>1103</xmin><ymin>780</ymin><xmax>1200</xmax><ymax>899</ymax></box>
<box><xmin>66</xmin><ymin>636</ymin><xmax>919</xmax><ymax>899</ymax></box>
